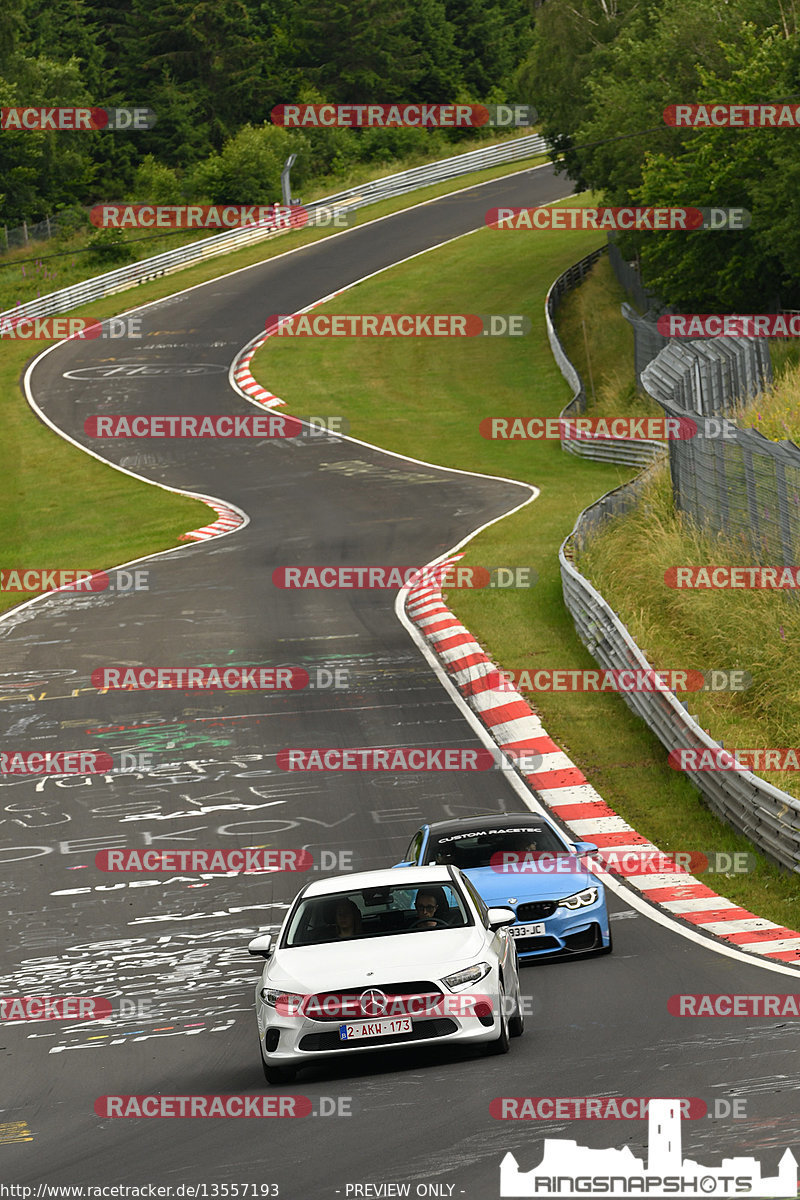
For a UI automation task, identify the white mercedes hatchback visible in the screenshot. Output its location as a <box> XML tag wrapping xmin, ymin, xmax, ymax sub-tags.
<box><xmin>248</xmin><ymin>865</ymin><xmax>525</xmax><ymax>1083</ymax></box>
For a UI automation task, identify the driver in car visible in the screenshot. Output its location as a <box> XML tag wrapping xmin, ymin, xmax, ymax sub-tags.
<box><xmin>413</xmin><ymin>888</ymin><xmax>449</xmax><ymax>930</ymax></box>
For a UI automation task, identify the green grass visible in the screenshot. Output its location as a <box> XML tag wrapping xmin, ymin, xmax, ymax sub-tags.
<box><xmin>250</xmin><ymin>202</ymin><xmax>800</xmax><ymax>928</ymax></box>
<box><xmin>555</xmin><ymin>255</ymin><xmax>662</xmax><ymax>421</ymax></box>
<box><xmin>0</xmin><ymin>149</ymin><xmax>549</xmax><ymax>616</ymax></box>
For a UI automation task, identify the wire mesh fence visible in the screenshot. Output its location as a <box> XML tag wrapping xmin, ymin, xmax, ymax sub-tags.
<box><xmin>640</xmin><ymin>339</ymin><xmax>793</xmax><ymax>562</ymax></box>
<box><xmin>554</xmin><ymin>254</ymin><xmax>800</xmax><ymax>871</ymax></box>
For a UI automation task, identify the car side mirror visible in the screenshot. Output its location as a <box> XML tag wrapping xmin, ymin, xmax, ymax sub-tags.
<box><xmin>572</xmin><ymin>841</ymin><xmax>598</xmax><ymax>855</ymax></box>
<box><xmin>392</xmin><ymin>860</ymin><xmax>414</xmax><ymax>868</ymax></box>
<box><xmin>487</xmin><ymin>906</ymin><xmax>517</xmax><ymax>930</ymax></box>
<box><xmin>248</xmin><ymin>933</ymin><xmax>273</xmax><ymax>958</ymax></box>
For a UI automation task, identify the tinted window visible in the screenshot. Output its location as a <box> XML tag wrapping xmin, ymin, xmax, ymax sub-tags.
<box><xmin>283</xmin><ymin>882</ymin><xmax>474</xmax><ymax>947</ymax></box>
<box><xmin>460</xmin><ymin>874</ymin><xmax>490</xmax><ymax>926</ymax></box>
<box><xmin>429</xmin><ymin>824</ymin><xmax>566</xmax><ymax>869</ymax></box>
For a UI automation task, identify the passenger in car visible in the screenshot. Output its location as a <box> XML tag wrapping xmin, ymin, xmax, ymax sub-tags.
<box><xmin>334</xmin><ymin>898</ymin><xmax>363</xmax><ymax>939</ymax></box>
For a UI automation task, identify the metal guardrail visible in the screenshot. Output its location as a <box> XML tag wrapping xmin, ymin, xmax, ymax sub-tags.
<box><xmin>560</xmin><ymin>502</ymin><xmax>800</xmax><ymax>873</ymax></box>
<box><xmin>545</xmin><ymin>246</ymin><xmax>667</xmax><ymax>467</ymax></box>
<box><xmin>552</xmin><ymin>271</ymin><xmax>800</xmax><ymax>873</ymax></box>
<box><xmin>0</xmin><ymin>133</ymin><xmax>548</xmax><ymax>326</ymax></box>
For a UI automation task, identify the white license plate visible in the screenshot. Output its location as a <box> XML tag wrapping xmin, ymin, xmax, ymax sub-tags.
<box><xmin>510</xmin><ymin>922</ymin><xmax>546</xmax><ymax>938</ymax></box>
<box><xmin>339</xmin><ymin>1018</ymin><xmax>412</xmax><ymax>1041</ymax></box>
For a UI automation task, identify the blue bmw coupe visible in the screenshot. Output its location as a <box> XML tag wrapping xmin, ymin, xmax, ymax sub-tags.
<box><xmin>394</xmin><ymin>813</ymin><xmax>612</xmax><ymax>961</ymax></box>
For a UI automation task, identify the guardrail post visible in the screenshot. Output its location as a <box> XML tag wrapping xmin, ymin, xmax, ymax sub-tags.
<box><xmin>281</xmin><ymin>154</ymin><xmax>297</xmax><ymax>208</ymax></box>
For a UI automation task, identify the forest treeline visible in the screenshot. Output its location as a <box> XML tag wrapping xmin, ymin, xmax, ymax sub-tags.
<box><xmin>523</xmin><ymin>0</ymin><xmax>800</xmax><ymax>309</ymax></box>
<box><xmin>3</xmin><ymin>0</ymin><xmax>799</xmax><ymax>310</ymax></box>
<box><xmin>0</xmin><ymin>0</ymin><xmax>532</xmax><ymax>227</ymax></box>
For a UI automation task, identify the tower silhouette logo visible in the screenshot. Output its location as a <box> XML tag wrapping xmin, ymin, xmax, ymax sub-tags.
<box><xmin>500</xmin><ymin>1099</ymin><xmax>797</xmax><ymax>1197</ymax></box>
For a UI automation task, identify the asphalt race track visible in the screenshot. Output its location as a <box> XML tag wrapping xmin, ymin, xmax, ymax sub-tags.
<box><xmin>3</xmin><ymin>164</ymin><xmax>800</xmax><ymax>1197</ymax></box>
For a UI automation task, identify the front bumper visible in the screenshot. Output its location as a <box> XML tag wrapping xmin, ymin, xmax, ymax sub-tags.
<box><xmin>254</xmin><ymin>983</ymin><xmax>506</xmax><ymax>1064</ymax></box>
<box><xmin>511</xmin><ymin>900</ymin><xmax>611</xmax><ymax>960</ymax></box>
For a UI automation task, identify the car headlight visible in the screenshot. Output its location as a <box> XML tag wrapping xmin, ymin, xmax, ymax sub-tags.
<box><xmin>260</xmin><ymin>987</ymin><xmax>305</xmax><ymax>1015</ymax></box>
<box><xmin>442</xmin><ymin>962</ymin><xmax>491</xmax><ymax>990</ymax></box>
<box><xmin>558</xmin><ymin>887</ymin><xmax>599</xmax><ymax>910</ymax></box>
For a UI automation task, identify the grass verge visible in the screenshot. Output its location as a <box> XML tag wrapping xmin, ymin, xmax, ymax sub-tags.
<box><xmin>0</xmin><ymin>150</ymin><xmax>551</xmax><ymax>617</ymax></box>
<box><xmin>250</xmin><ymin>202</ymin><xmax>800</xmax><ymax>928</ymax></box>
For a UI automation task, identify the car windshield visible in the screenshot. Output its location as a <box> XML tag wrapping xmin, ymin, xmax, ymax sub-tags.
<box><xmin>428</xmin><ymin>824</ymin><xmax>567</xmax><ymax>869</ymax></box>
<box><xmin>283</xmin><ymin>882</ymin><xmax>472</xmax><ymax>947</ymax></box>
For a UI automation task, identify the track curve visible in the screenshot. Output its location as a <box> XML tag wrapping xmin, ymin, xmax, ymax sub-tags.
<box><xmin>2</xmin><ymin>164</ymin><xmax>799</xmax><ymax>1198</ymax></box>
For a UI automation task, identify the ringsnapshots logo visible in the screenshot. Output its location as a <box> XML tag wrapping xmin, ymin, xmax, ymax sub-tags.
<box><xmin>91</xmin><ymin>203</ymin><xmax>307</xmax><ymax>230</ymax></box>
<box><xmin>665</xmin><ymin>566</ymin><xmax>800</xmax><ymax>589</ymax></box>
<box><xmin>486</xmin><ymin>207</ymin><xmax>750</xmax><ymax>231</ymax></box>
<box><xmin>664</xmin><ymin>103</ymin><xmax>800</xmax><ymax>127</ymax></box>
<box><xmin>271</xmin><ymin>103</ymin><xmax>537</xmax><ymax>128</ymax></box>
<box><xmin>272</xmin><ymin>565</ymin><xmax>537</xmax><ymax>589</ymax></box>
<box><xmin>498</xmin><ymin>1098</ymin><xmax>797</xmax><ymax>1197</ymax></box>
<box><xmin>0</xmin><ymin>316</ymin><xmax>142</xmax><ymax>340</ymax></box>
<box><xmin>658</xmin><ymin>314</ymin><xmax>800</xmax><ymax>338</ymax></box>
<box><xmin>0</xmin><ymin>107</ymin><xmax>156</xmax><ymax>131</ymax></box>
<box><xmin>265</xmin><ymin>313</ymin><xmax>531</xmax><ymax>338</ymax></box>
